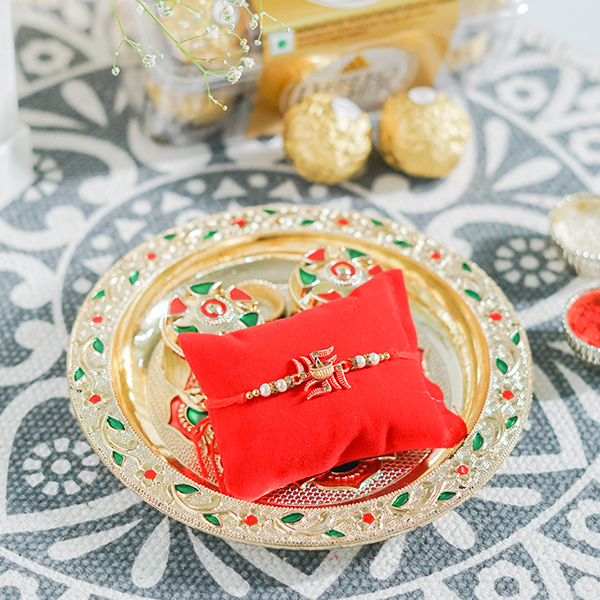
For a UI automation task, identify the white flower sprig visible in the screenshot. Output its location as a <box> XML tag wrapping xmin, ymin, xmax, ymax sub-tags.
<box><xmin>109</xmin><ymin>0</ymin><xmax>288</xmax><ymax>110</ymax></box>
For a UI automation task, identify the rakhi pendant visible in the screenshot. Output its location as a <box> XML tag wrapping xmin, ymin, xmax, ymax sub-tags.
<box><xmin>246</xmin><ymin>346</ymin><xmax>390</xmax><ymax>401</ymax></box>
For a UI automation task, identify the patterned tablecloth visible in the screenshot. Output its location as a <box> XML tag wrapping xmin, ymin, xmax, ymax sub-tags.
<box><xmin>3</xmin><ymin>2</ymin><xmax>600</xmax><ymax>598</ymax></box>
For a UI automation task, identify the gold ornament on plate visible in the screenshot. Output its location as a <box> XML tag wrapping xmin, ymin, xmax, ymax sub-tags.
<box><xmin>283</xmin><ymin>93</ymin><xmax>372</xmax><ymax>185</ymax></box>
<box><xmin>379</xmin><ymin>87</ymin><xmax>472</xmax><ymax>179</ymax></box>
<box><xmin>289</xmin><ymin>245</ymin><xmax>383</xmax><ymax>312</ymax></box>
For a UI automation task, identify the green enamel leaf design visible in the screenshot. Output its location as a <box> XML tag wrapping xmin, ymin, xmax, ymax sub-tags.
<box><xmin>462</xmin><ymin>262</ymin><xmax>472</xmax><ymax>272</ymax></box>
<box><xmin>505</xmin><ymin>416</ymin><xmax>518</xmax><ymax>429</ymax></box>
<box><xmin>263</xmin><ymin>208</ymin><xmax>277</xmax><ymax>215</ymax></box>
<box><xmin>240</xmin><ymin>312</ymin><xmax>259</xmax><ymax>327</ymax></box>
<box><xmin>190</xmin><ymin>282</ymin><xmax>216</xmax><ymax>295</ymax></box>
<box><xmin>281</xmin><ymin>513</ymin><xmax>304</xmax><ymax>524</ymax></box>
<box><xmin>392</xmin><ymin>492</ymin><xmax>409</xmax><ymax>508</ymax></box>
<box><xmin>112</xmin><ymin>451</ymin><xmax>124</xmax><ymax>466</ymax></box>
<box><xmin>393</xmin><ymin>240</ymin><xmax>412</xmax><ymax>248</ymax></box>
<box><xmin>204</xmin><ymin>514</ymin><xmax>221</xmax><ymax>526</ymax></box>
<box><xmin>472</xmin><ymin>432</ymin><xmax>483</xmax><ymax>451</ymax></box>
<box><xmin>107</xmin><ymin>416</ymin><xmax>125</xmax><ymax>431</ymax></box>
<box><xmin>186</xmin><ymin>407</ymin><xmax>207</xmax><ymax>426</ymax></box>
<box><xmin>371</xmin><ymin>218</ymin><xmax>383</xmax><ymax>226</ymax></box>
<box><xmin>347</xmin><ymin>248</ymin><xmax>366</xmax><ymax>260</ymax></box>
<box><xmin>163</xmin><ymin>233</ymin><xmax>176</xmax><ymax>240</ymax></box>
<box><xmin>300</xmin><ymin>219</ymin><xmax>316</xmax><ymax>226</ymax></box>
<box><xmin>92</xmin><ymin>338</ymin><xmax>104</xmax><ymax>353</ymax></box>
<box><xmin>299</xmin><ymin>268</ymin><xmax>317</xmax><ymax>286</ymax></box>
<box><xmin>465</xmin><ymin>289</ymin><xmax>482</xmax><ymax>301</ymax></box>
<box><xmin>496</xmin><ymin>358</ymin><xmax>509</xmax><ymax>374</ymax></box>
<box><xmin>438</xmin><ymin>491</ymin><xmax>456</xmax><ymax>502</ymax></box>
<box><xmin>511</xmin><ymin>331</ymin><xmax>521</xmax><ymax>345</ymax></box>
<box><xmin>325</xmin><ymin>529</ymin><xmax>345</xmax><ymax>538</ymax></box>
<box><xmin>74</xmin><ymin>367</ymin><xmax>85</xmax><ymax>382</ymax></box>
<box><xmin>204</xmin><ymin>230</ymin><xmax>218</xmax><ymax>240</ymax></box>
<box><xmin>92</xmin><ymin>290</ymin><xmax>105</xmax><ymax>300</ymax></box>
<box><xmin>175</xmin><ymin>484</ymin><xmax>199</xmax><ymax>494</ymax></box>
<box><xmin>173</xmin><ymin>324</ymin><xmax>199</xmax><ymax>334</ymax></box>
<box><xmin>129</xmin><ymin>271</ymin><xmax>139</xmax><ymax>284</ymax></box>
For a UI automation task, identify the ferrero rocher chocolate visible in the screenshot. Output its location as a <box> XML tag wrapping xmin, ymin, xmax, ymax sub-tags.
<box><xmin>379</xmin><ymin>87</ymin><xmax>472</xmax><ymax>179</ymax></box>
<box><xmin>289</xmin><ymin>245</ymin><xmax>384</xmax><ymax>312</ymax></box>
<box><xmin>283</xmin><ymin>93</ymin><xmax>372</xmax><ymax>185</ymax></box>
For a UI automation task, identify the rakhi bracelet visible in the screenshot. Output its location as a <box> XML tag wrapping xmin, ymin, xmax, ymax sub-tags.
<box><xmin>246</xmin><ymin>346</ymin><xmax>392</xmax><ymax>401</ymax></box>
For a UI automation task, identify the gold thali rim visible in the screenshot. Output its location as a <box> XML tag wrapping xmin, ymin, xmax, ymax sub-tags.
<box><xmin>66</xmin><ymin>203</ymin><xmax>534</xmax><ymax>550</ymax></box>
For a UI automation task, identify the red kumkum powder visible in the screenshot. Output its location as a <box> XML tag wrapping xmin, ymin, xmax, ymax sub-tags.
<box><xmin>567</xmin><ymin>289</ymin><xmax>600</xmax><ymax>348</ymax></box>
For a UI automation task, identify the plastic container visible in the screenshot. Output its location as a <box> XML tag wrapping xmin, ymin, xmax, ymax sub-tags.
<box><xmin>447</xmin><ymin>0</ymin><xmax>528</xmax><ymax>85</ymax></box>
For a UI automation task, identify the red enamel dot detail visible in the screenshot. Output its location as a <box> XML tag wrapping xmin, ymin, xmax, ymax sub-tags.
<box><xmin>430</xmin><ymin>251</ymin><xmax>442</xmax><ymax>260</ymax></box>
<box><xmin>144</xmin><ymin>469</ymin><xmax>157</xmax><ymax>481</ymax></box>
<box><xmin>330</xmin><ymin>261</ymin><xmax>356</xmax><ymax>278</ymax></box>
<box><xmin>201</xmin><ymin>299</ymin><xmax>227</xmax><ymax>318</ymax></box>
<box><xmin>233</xmin><ymin>218</ymin><xmax>247</xmax><ymax>227</ymax></box>
<box><xmin>229</xmin><ymin>287</ymin><xmax>252</xmax><ymax>301</ymax></box>
<box><xmin>306</xmin><ymin>248</ymin><xmax>326</xmax><ymax>262</ymax></box>
<box><xmin>244</xmin><ymin>514</ymin><xmax>258</xmax><ymax>527</ymax></box>
<box><xmin>502</xmin><ymin>390</ymin><xmax>515</xmax><ymax>400</ymax></box>
<box><xmin>88</xmin><ymin>394</ymin><xmax>102</xmax><ymax>404</ymax></box>
<box><xmin>145</xmin><ymin>253</ymin><xmax>156</xmax><ymax>260</ymax></box>
<box><xmin>489</xmin><ymin>312</ymin><xmax>502</xmax><ymax>321</ymax></box>
<box><xmin>170</xmin><ymin>298</ymin><xmax>188</xmax><ymax>315</ymax></box>
<box><xmin>362</xmin><ymin>513</ymin><xmax>375</xmax><ymax>524</ymax></box>
<box><xmin>92</xmin><ymin>315</ymin><xmax>103</xmax><ymax>324</ymax></box>
<box><xmin>457</xmin><ymin>465</ymin><xmax>469</xmax><ymax>476</ymax></box>
<box><xmin>337</xmin><ymin>218</ymin><xmax>350</xmax><ymax>226</ymax></box>
<box><xmin>318</xmin><ymin>291</ymin><xmax>342</xmax><ymax>302</ymax></box>
<box><xmin>368</xmin><ymin>265</ymin><xmax>384</xmax><ymax>276</ymax></box>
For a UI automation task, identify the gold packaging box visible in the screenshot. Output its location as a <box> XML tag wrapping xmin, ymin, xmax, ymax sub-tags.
<box><xmin>248</xmin><ymin>0</ymin><xmax>460</xmax><ymax>137</ymax></box>
<box><xmin>124</xmin><ymin>0</ymin><xmax>462</xmax><ymax>144</ymax></box>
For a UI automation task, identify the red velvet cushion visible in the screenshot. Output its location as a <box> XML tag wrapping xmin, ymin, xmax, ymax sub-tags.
<box><xmin>179</xmin><ymin>269</ymin><xmax>467</xmax><ymax>501</ymax></box>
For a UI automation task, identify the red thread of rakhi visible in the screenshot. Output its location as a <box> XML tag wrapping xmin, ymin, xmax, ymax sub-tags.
<box><xmin>203</xmin><ymin>346</ymin><xmax>420</xmax><ymax>410</ymax></box>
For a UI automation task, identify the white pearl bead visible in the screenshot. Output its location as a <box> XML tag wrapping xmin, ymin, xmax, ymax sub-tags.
<box><xmin>276</xmin><ymin>378</ymin><xmax>288</xmax><ymax>392</ymax></box>
<box><xmin>355</xmin><ymin>355</ymin><xmax>366</xmax><ymax>368</ymax></box>
<box><xmin>259</xmin><ymin>383</ymin><xmax>271</xmax><ymax>397</ymax></box>
<box><xmin>369</xmin><ymin>352</ymin><xmax>380</xmax><ymax>365</ymax></box>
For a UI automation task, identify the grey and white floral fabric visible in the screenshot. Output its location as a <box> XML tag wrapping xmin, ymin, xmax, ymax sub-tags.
<box><xmin>2</xmin><ymin>2</ymin><xmax>600</xmax><ymax>598</ymax></box>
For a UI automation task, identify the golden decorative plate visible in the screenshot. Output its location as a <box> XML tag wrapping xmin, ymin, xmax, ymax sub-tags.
<box><xmin>67</xmin><ymin>204</ymin><xmax>533</xmax><ymax>549</ymax></box>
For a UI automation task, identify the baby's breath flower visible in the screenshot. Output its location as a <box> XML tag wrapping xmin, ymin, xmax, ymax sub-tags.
<box><xmin>136</xmin><ymin>2</ymin><xmax>148</xmax><ymax>15</ymax></box>
<box><xmin>222</xmin><ymin>4</ymin><xmax>234</xmax><ymax>16</ymax></box>
<box><xmin>158</xmin><ymin>5</ymin><xmax>172</xmax><ymax>15</ymax></box>
<box><xmin>205</xmin><ymin>24</ymin><xmax>219</xmax><ymax>39</ymax></box>
<box><xmin>226</xmin><ymin>65</ymin><xmax>243</xmax><ymax>84</ymax></box>
<box><xmin>142</xmin><ymin>54</ymin><xmax>156</xmax><ymax>67</ymax></box>
<box><xmin>249</xmin><ymin>14</ymin><xmax>258</xmax><ymax>29</ymax></box>
<box><xmin>111</xmin><ymin>66</ymin><xmax>120</xmax><ymax>76</ymax></box>
<box><xmin>242</xmin><ymin>57</ymin><xmax>255</xmax><ymax>69</ymax></box>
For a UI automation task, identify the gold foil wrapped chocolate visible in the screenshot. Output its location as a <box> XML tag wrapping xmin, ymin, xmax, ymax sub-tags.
<box><xmin>379</xmin><ymin>87</ymin><xmax>472</xmax><ymax>179</ymax></box>
<box><xmin>289</xmin><ymin>245</ymin><xmax>384</xmax><ymax>312</ymax></box>
<box><xmin>283</xmin><ymin>93</ymin><xmax>372</xmax><ymax>185</ymax></box>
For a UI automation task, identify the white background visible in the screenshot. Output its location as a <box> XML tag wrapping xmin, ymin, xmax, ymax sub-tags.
<box><xmin>522</xmin><ymin>0</ymin><xmax>600</xmax><ymax>57</ymax></box>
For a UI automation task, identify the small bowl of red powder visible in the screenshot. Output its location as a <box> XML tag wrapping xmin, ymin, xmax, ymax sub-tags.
<box><xmin>563</xmin><ymin>288</ymin><xmax>600</xmax><ymax>367</ymax></box>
